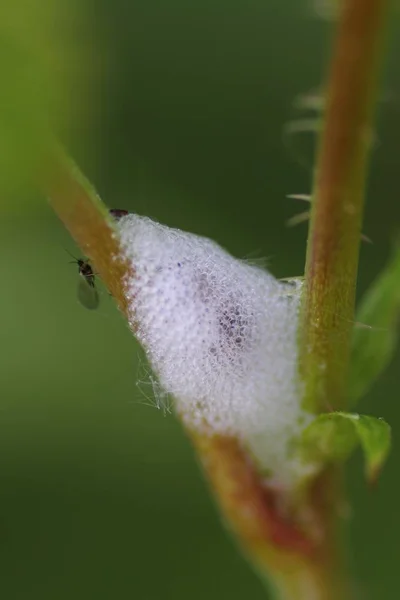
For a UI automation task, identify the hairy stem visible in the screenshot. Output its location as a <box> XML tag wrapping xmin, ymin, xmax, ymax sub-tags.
<box><xmin>45</xmin><ymin>148</ymin><xmax>346</xmax><ymax>600</ymax></box>
<box><xmin>301</xmin><ymin>0</ymin><xmax>389</xmax><ymax>412</ymax></box>
<box><xmin>43</xmin><ymin>1</ymin><xmax>390</xmax><ymax>599</ymax></box>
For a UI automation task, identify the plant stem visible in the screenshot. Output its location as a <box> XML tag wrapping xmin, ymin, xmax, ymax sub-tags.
<box><xmin>43</xmin><ymin>1</ymin><xmax>390</xmax><ymax>598</ymax></box>
<box><xmin>301</xmin><ymin>0</ymin><xmax>389</xmax><ymax>412</ymax></box>
<box><xmin>44</xmin><ymin>148</ymin><xmax>133</xmax><ymax>317</ymax></box>
<box><xmin>192</xmin><ymin>434</ymin><xmax>348</xmax><ymax>600</ymax></box>
<box><xmin>45</xmin><ymin>147</ymin><xmax>346</xmax><ymax>600</ymax></box>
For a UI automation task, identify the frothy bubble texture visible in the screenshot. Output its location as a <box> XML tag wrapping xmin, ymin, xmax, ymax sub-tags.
<box><xmin>118</xmin><ymin>215</ymin><xmax>311</xmax><ymax>485</ymax></box>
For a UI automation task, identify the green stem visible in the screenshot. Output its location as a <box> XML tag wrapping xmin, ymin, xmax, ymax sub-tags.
<box><xmin>42</xmin><ymin>2</ymin><xmax>391</xmax><ymax>599</ymax></box>
<box><xmin>44</xmin><ymin>147</ymin><xmax>133</xmax><ymax>317</ymax></box>
<box><xmin>301</xmin><ymin>0</ymin><xmax>389</xmax><ymax>413</ymax></box>
<box><xmin>46</xmin><ymin>152</ymin><xmax>342</xmax><ymax>598</ymax></box>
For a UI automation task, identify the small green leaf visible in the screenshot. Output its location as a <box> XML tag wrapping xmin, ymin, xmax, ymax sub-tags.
<box><xmin>349</xmin><ymin>242</ymin><xmax>400</xmax><ymax>405</ymax></box>
<box><xmin>301</xmin><ymin>412</ymin><xmax>391</xmax><ymax>483</ymax></box>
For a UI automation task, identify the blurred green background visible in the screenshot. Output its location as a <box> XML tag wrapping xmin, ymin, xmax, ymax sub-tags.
<box><xmin>0</xmin><ymin>1</ymin><xmax>399</xmax><ymax>598</ymax></box>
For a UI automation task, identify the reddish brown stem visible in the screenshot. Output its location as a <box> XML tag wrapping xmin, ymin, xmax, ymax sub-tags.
<box><xmin>43</xmin><ymin>1</ymin><xmax>390</xmax><ymax>597</ymax></box>
<box><xmin>44</xmin><ymin>150</ymin><xmax>133</xmax><ymax>316</ymax></box>
<box><xmin>192</xmin><ymin>433</ymin><xmax>348</xmax><ymax>599</ymax></box>
<box><xmin>301</xmin><ymin>0</ymin><xmax>388</xmax><ymax>412</ymax></box>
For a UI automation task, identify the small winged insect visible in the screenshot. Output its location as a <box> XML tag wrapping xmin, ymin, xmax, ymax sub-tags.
<box><xmin>67</xmin><ymin>252</ymin><xmax>100</xmax><ymax>310</ymax></box>
<box><xmin>109</xmin><ymin>208</ymin><xmax>129</xmax><ymax>220</ymax></box>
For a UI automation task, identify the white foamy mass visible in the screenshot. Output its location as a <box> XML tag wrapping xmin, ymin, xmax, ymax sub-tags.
<box><xmin>117</xmin><ymin>215</ymin><xmax>313</xmax><ymax>486</ymax></box>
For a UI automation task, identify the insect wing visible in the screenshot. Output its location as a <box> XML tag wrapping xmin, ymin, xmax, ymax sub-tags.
<box><xmin>77</xmin><ymin>276</ymin><xmax>100</xmax><ymax>310</ymax></box>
